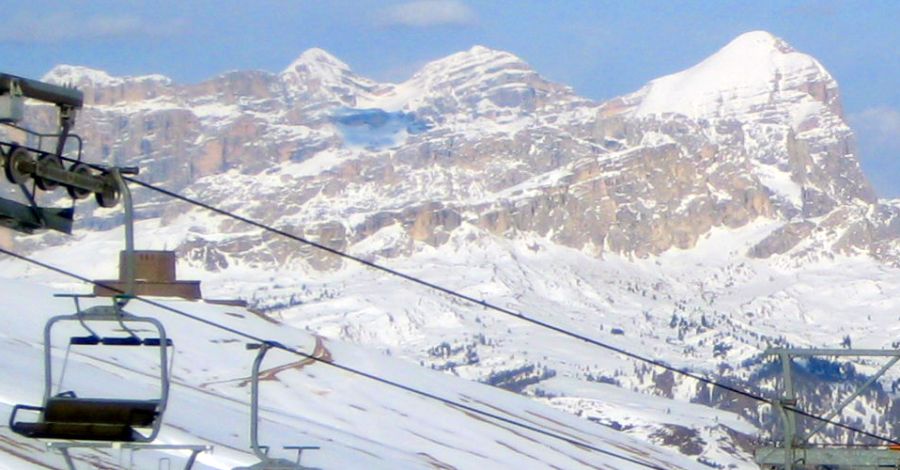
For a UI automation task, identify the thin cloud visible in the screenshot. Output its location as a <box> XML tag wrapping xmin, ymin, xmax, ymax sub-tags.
<box><xmin>849</xmin><ymin>106</ymin><xmax>900</xmax><ymax>198</ymax></box>
<box><xmin>0</xmin><ymin>12</ymin><xmax>185</xmax><ymax>43</ymax></box>
<box><xmin>850</xmin><ymin>106</ymin><xmax>900</xmax><ymax>147</ymax></box>
<box><xmin>378</xmin><ymin>0</ymin><xmax>477</xmax><ymax>28</ymax></box>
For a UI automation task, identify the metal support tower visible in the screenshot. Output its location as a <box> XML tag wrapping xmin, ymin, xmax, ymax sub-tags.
<box><xmin>755</xmin><ymin>348</ymin><xmax>900</xmax><ymax>469</ymax></box>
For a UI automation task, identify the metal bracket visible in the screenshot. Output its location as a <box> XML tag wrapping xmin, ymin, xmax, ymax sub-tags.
<box><xmin>47</xmin><ymin>442</ymin><xmax>212</xmax><ymax>470</ymax></box>
<box><xmin>0</xmin><ymin>79</ymin><xmax>24</xmax><ymax>123</ymax></box>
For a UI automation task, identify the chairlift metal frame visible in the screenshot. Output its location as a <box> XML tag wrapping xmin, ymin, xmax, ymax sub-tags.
<box><xmin>0</xmin><ymin>72</ymin><xmax>127</xmax><ymax>234</ymax></box>
<box><xmin>7</xmin><ymin>154</ymin><xmax>171</xmax><ymax>443</ymax></box>
<box><xmin>232</xmin><ymin>342</ymin><xmax>319</xmax><ymax>470</ymax></box>
<box><xmin>46</xmin><ymin>441</ymin><xmax>211</xmax><ymax>470</ymax></box>
<box><xmin>9</xmin><ymin>301</ymin><xmax>172</xmax><ymax>442</ymax></box>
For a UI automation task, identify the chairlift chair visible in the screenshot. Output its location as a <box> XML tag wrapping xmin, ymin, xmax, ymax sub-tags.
<box><xmin>4</xmin><ymin>71</ymin><xmax>168</xmax><ymax>446</ymax></box>
<box><xmin>232</xmin><ymin>342</ymin><xmax>319</xmax><ymax>470</ymax></box>
<box><xmin>10</xmin><ymin>298</ymin><xmax>172</xmax><ymax>442</ymax></box>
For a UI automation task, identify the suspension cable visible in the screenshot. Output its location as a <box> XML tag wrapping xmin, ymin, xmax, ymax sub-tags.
<box><xmin>0</xmin><ymin>246</ymin><xmax>668</xmax><ymax>469</ymax></box>
<box><xmin>120</xmin><ymin>176</ymin><xmax>900</xmax><ymax>446</ymax></box>
<box><xmin>9</xmin><ymin>144</ymin><xmax>896</xmax><ymax>445</ymax></box>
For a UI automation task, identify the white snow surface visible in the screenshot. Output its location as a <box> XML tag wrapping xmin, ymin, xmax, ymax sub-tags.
<box><xmin>0</xmin><ymin>238</ymin><xmax>711</xmax><ymax>468</ymax></box>
<box><xmin>42</xmin><ymin>64</ymin><xmax>172</xmax><ymax>87</ymax></box>
<box><xmin>632</xmin><ymin>31</ymin><xmax>831</xmax><ymax>120</ymax></box>
<box><xmin>4</xmin><ymin>212</ymin><xmax>900</xmax><ymax>468</ymax></box>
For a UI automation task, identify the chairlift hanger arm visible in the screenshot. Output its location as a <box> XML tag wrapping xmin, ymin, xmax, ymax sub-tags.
<box><xmin>0</xmin><ymin>74</ymin><xmax>83</xmax><ymax>109</ymax></box>
<box><xmin>244</xmin><ymin>343</ymin><xmax>320</xmax><ymax>467</ymax></box>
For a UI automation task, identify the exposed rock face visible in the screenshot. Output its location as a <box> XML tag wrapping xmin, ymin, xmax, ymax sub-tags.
<box><xmin>748</xmin><ymin>221</ymin><xmax>815</xmax><ymax>258</ymax></box>
<box><xmin>17</xmin><ymin>31</ymin><xmax>896</xmax><ymax>269</ymax></box>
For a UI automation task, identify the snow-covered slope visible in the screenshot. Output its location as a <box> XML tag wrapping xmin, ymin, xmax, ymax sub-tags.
<box><xmin>5</xmin><ymin>213</ymin><xmax>900</xmax><ymax>468</ymax></box>
<box><xmin>0</xmin><ymin>274</ymin><xmax>706</xmax><ymax>469</ymax></box>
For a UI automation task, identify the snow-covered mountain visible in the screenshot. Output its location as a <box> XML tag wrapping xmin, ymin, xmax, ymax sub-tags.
<box><xmin>3</xmin><ymin>30</ymin><xmax>900</xmax><ymax>467</ymax></box>
<box><xmin>620</xmin><ymin>30</ymin><xmax>872</xmax><ymax>215</ymax></box>
<box><xmin>20</xmin><ymin>31</ymin><xmax>896</xmax><ymax>265</ymax></box>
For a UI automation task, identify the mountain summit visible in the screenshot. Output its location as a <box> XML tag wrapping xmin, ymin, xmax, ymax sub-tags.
<box><xmin>42</xmin><ymin>64</ymin><xmax>172</xmax><ymax>88</ymax></box>
<box><xmin>607</xmin><ymin>30</ymin><xmax>873</xmax><ymax>229</ymax></box>
<box><xmin>280</xmin><ymin>47</ymin><xmax>380</xmax><ymax>108</ymax></box>
<box><xmin>630</xmin><ymin>31</ymin><xmax>841</xmax><ymax>121</ymax></box>
<box><xmin>282</xmin><ymin>47</ymin><xmax>354</xmax><ymax>76</ymax></box>
<box><xmin>355</xmin><ymin>45</ymin><xmax>576</xmax><ymax>124</ymax></box>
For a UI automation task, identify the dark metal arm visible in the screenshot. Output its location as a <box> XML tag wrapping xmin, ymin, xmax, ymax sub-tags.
<box><xmin>9</xmin><ymin>404</ymin><xmax>43</xmax><ymax>428</ymax></box>
<box><xmin>0</xmin><ymin>74</ymin><xmax>83</xmax><ymax>108</ymax></box>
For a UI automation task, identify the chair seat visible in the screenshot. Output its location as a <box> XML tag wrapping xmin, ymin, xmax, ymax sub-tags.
<box><xmin>44</xmin><ymin>398</ymin><xmax>159</xmax><ymax>427</ymax></box>
<box><xmin>10</xmin><ymin>398</ymin><xmax>161</xmax><ymax>442</ymax></box>
<box><xmin>11</xmin><ymin>421</ymin><xmax>138</xmax><ymax>441</ymax></box>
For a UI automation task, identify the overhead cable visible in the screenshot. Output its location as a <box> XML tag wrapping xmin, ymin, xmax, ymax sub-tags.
<box><xmin>0</xmin><ymin>246</ymin><xmax>667</xmax><ymax>469</ymax></box>
<box><xmin>121</xmin><ymin>176</ymin><xmax>900</xmax><ymax>446</ymax></box>
<box><xmin>17</xmin><ymin>146</ymin><xmax>895</xmax><ymax>445</ymax></box>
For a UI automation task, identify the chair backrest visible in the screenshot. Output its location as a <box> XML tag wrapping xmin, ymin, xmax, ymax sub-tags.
<box><xmin>70</xmin><ymin>335</ymin><xmax>173</xmax><ymax>346</ymax></box>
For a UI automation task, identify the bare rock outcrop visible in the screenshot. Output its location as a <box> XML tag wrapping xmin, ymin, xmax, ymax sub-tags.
<box><xmin>14</xmin><ymin>31</ymin><xmax>893</xmax><ymax>269</ymax></box>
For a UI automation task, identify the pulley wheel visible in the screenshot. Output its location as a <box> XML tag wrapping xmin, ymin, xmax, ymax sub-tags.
<box><xmin>66</xmin><ymin>163</ymin><xmax>93</xmax><ymax>200</ymax></box>
<box><xmin>95</xmin><ymin>180</ymin><xmax>121</xmax><ymax>208</ymax></box>
<box><xmin>4</xmin><ymin>146</ymin><xmax>33</xmax><ymax>185</ymax></box>
<box><xmin>35</xmin><ymin>154</ymin><xmax>63</xmax><ymax>191</ymax></box>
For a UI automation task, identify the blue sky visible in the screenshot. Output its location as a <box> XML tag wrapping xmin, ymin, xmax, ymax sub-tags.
<box><xmin>2</xmin><ymin>0</ymin><xmax>897</xmax><ymax>197</ymax></box>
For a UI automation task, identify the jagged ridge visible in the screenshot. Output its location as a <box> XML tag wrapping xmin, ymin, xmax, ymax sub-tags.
<box><xmin>27</xmin><ymin>31</ymin><xmax>897</xmax><ymax>267</ymax></box>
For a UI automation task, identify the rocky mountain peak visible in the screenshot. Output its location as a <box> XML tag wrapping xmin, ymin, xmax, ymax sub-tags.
<box><xmin>371</xmin><ymin>44</ymin><xmax>571</xmax><ymax>118</ymax></box>
<box><xmin>428</xmin><ymin>44</ymin><xmax>523</xmax><ymax>68</ymax></box>
<box><xmin>410</xmin><ymin>45</ymin><xmax>532</xmax><ymax>86</ymax></box>
<box><xmin>630</xmin><ymin>30</ymin><xmax>838</xmax><ymax>121</ymax></box>
<box><xmin>281</xmin><ymin>47</ymin><xmax>353</xmax><ymax>78</ymax></box>
<box><xmin>40</xmin><ymin>65</ymin><xmax>172</xmax><ymax>106</ymax></box>
<box><xmin>42</xmin><ymin>64</ymin><xmax>116</xmax><ymax>87</ymax></box>
<box><xmin>16</xmin><ymin>34</ymin><xmax>892</xmax><ymax>267</ymax></box>
<box><xmin>279</xmin><ymin>47</ymin><xmax>378</xmax><ymax>108</ymax></box>
<box><xmin>42</xmin><ymin>64</ymin><xmax>171</xmax><ymax>89</ymax></box>
<box><xmin>605</xmin><ymin>30</ymin><xmax>873</xmax><ymax>221</ymax></box>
